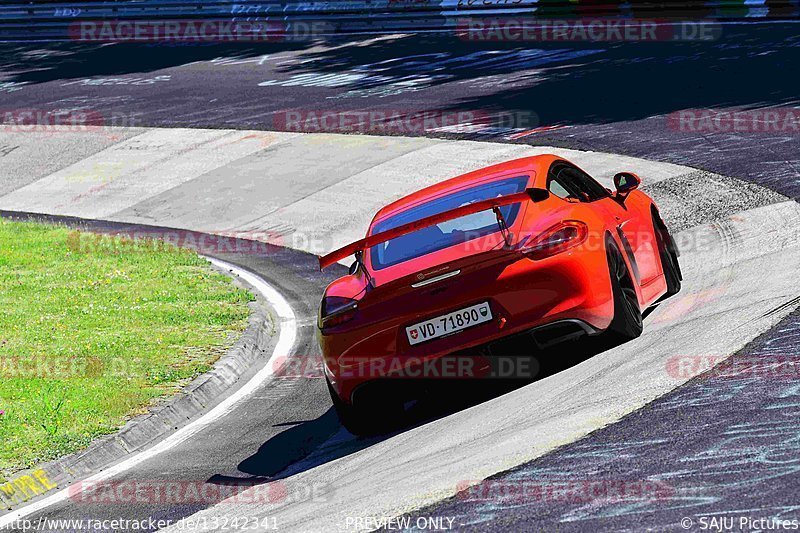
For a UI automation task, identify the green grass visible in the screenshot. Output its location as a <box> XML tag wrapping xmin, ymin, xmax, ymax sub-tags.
<box><xmin>0</xmin><ymin>220</ymin><xmax>256</xmax><ymax>476</ymax></box>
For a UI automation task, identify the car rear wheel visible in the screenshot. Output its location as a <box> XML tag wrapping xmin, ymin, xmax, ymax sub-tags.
<box><xmin>326</xmin><ymin>377</ymin><xmax>402</xmax><ymax>436</ymax></box>
<box><xmin>326</xmin><ymin>377</ymin><xmax>371</xmax><ymax>436</ymax></box>
<box><xmin>606</xmin><ymin>240</ymin><xmax>643</xmax><ymax>340</ymax></box>
<box><xmin>654</xmin><ymin>215</ymin><xmax>682</xmax><ymax>297</ymax></box>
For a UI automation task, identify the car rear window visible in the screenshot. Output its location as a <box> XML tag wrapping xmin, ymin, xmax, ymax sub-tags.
<box><xmin>369</xmin><ymin>175</ymin><xmax>529</xmax><ymax>270</ymax></box>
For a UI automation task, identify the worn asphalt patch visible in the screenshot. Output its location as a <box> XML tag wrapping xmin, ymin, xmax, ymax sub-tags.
<box><xmin>401</xmin><ymin>307</ymin><xmax>800</xmax><ymax>532</ymax></box>
<box><xmin>0</xmin><ymin>21</ymin><xmax>798</xmax><ymax>531</ymax></box>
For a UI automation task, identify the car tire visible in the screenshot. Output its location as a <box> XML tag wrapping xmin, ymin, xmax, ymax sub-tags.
<box><xmin>326</xmin><ymin>377</ymin><xmax>401</xmax><ymax>436</ymax></box>
<box><xmin>654</xmin><ymin>214</ymin><xmax>682</xmax><ymax>297</ymax></box>
<box><xmin>606</xmin><ymin>239</ymin><xmax>644</xmax><ymax>340</ymax></box>
<box><xmin>327</xmin><ymin>381</ymin><xmax>367</xmax><ymax>435</ymax></box>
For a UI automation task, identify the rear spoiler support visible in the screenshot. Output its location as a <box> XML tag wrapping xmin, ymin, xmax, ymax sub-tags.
<box><xmin>318</xmin><ymin>187</ymin><xmax>549</xmax><ymax>270</ymax></box>
<box><xmin>352</xmin><ymin>249</ymin><xmax>375</xmax><ymax>288</ymax></box>
<box><xmin>492</xmin><ymin>206</ymin><xmax>513</xmax><ymax>247</ymax></box>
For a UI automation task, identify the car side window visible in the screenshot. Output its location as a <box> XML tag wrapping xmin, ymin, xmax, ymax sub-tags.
<box><xmin>548</xmin><ymin>163</ymin><xmax>608</xmax><ymax>202</ymax></box>
<box><xmin>547</xmin><ymin>164</ymin><xmax>585</xmax><ymax>201</ymax></box>
<box><xmin>564</xmin><ymin>167</ymin><xmax>609</xmax><ymax>201</ymax></box>
<box><xmin>547</xmin><ymin>174</ymin><xmax>577</xmax><ymax>200</ymax></box>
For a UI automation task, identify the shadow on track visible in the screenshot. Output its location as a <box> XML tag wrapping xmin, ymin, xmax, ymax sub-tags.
<box><xmin>0</xmin><ymin>41</ymin><xmax>315</xmax><ymax>84</ymax></box>
<box><xmin>219</xmin><ymin>318</ymin><xmax>657</xmax><ymax>486</ymax></box>
<box><xmin>3</xmin><ymin>23</ymin><xmax>797</xmax><ymax>128</ymax></box>
<box><xmin>262</xmin><ymin>24</ymin><xmax>799</xmax><ymax>126</ymax></box>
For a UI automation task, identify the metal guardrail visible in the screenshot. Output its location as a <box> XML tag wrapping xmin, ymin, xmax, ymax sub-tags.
<box><xmin>1</xmin><ymin>0</ymin><xmax>799</xmax><ymax>41</ymax></box>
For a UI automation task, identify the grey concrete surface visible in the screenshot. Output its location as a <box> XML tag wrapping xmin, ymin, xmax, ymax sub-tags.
<box><xmin>0</xmin><ymin>129</ymin><xmax>705</xmax><ymax>259</ymax></box>
<box><xmin>0</xmin><ymin>126</ymin><xmax>797</xmax><ymax>532</ymax></box>
<box><xmin>1</xmin><ymin>23</ymin><xmax>797</xmax><ymax>199</ymax></box>
<box><xmin>160</xmin><ymin>200</ymin><xmax>800</xmax><ymax>532</ymax></box>
<box><xmin>0</xmin><ymin>126</ymin><xmax>145</xmax><ymax>197</ymax></box>
<box><xmin>1</xmin><ymin>23</ymin><xmax>798</xmax><ymax>530</ymax></box>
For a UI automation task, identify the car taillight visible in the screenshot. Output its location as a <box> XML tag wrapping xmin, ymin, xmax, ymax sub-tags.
<box><xmin>520</xmin><ymin>220</ymin><xmax>589</xmax><ymax>260</ymax></box>
<box><xmin>319</xmin><ymin>296</ymin><xmax>359</xmax><ymax>330</ymax></box>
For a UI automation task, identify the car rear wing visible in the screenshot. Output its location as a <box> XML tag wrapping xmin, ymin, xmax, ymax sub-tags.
<box><xmin>318</xmin><ymin>187</ymin><xmax>549</xmax><ymax>270</ymax></box>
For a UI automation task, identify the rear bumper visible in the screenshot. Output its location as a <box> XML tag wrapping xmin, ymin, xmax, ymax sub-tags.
<box><xmin>324</xmin><ymin>314</ymin><xmax>604</xmax><ymax>405</ymax></box>
<box><xmin>527</xmin><ymin>318</ymin><xmax>602</xmax><ymax>349</ymax></box>
<box><xmin>321</xmin><ymin>245</ymin><xmax>614</xmax><ymax>405</ymax></box>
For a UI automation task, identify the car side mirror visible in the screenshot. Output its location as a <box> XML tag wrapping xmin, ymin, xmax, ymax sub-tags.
<box><xmin>526</xmin><ymin>188</ymin><xmax>550</xmax><ymax>203</ymax></box>
<box><xmin>348</xmin><ymin>260</ymin><xmax>359</xmax><ymax>275</ymax></box>
<box><xmin>613</xmin><ymin>172</ymin><xmax>641</xmax><ymax>198</ymax></box>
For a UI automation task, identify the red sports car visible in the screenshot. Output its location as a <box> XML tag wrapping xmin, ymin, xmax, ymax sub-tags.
<box><xmin>318</xmin><ymin>154</ymin><xmax>681</xmax><ymax>434</ymax></box>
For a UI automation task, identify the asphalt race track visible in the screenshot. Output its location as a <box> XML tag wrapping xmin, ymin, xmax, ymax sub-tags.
<box><xmin>402</xmin><ymin>311</ymin><xmax>800</xmax><ymax>531</ymax></box>
<box><xmin>1</xmin><ymin>128</ymin><xmax>798</xmax><ymax>531</ymax></box>
<box><xmin>1</xmin><ymin>19</ymin><xmax>799</xmax><ymax>533</ymax></box>
<box><xmin>1</xmin><ymin>21</ymin><xmax>798</xmax><ymax>199</ymax></box>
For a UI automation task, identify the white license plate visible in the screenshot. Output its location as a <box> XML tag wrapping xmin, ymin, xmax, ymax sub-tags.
<box><xmin>406</xmin><ymin>302</ymin><xmax>493</xmax><ymax>346</ymax></box>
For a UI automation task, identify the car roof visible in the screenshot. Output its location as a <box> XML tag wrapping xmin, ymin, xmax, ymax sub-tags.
<box><xmin>370</xmin><ymin>154</ymin><xmax>562</xmax><ymax>227</ymax></box>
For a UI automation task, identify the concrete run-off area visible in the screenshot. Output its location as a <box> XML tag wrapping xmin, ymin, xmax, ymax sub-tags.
<box><xmin>0</xmin><ymin>126</ymin><xmax>798</xmax><ymax>531</ymax></box>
